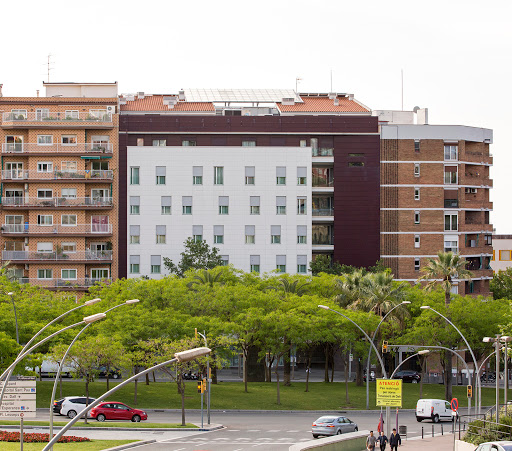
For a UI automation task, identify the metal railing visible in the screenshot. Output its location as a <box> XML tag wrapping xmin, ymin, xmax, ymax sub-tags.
<box><xmin>16</xmin><ymin>278</ymin><xmax>112</xmax><ymax>289</ymax></box>
<box><xmin>1</xmin><ymin>224</ymin><xmax>112</xmax><ymax>234</ymax></box>
<box><xmin>2</xmin><ymin>250</ymin><xmax>112</xmax><ymax>261</ymax></box>
<box><xmin>1</xmin><ymin>170</ymin><xmax>114</xmax><ymax>181</ymax></box>
<box><xmin>2</xmin><ymin>197</ymin><xmax>113</xmax><ymax>207</ymax></box>
<box><xmin>1</xmin><ymin>143</ymin><xmax>113</xmax><ymax>153</ymax></box>
<box><xmin>312</xmin><ymin>148</ymin><xmax>334</xmax><ymax>157</ymax></box>
<box><xmin>2</xmin><ymin>112</ymin><xmax>112</xmax><ymax>124</ymax></box>
<box><xmin>312</xmin><ymin>208</ymin><xmax>334</xmax><ymax>216</ymax></box>
<box><xmin>312</xmin><ymin>236</ymin><xmax>334</xmax><ymax>245</ymax></box>
<box><xmin>312</xmin><ymin>178</ymin><xmax>334</xmax><ymax>187</ymax></box>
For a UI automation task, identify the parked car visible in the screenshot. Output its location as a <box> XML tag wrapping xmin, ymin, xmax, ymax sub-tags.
<box><xmin>97</xmin><ymin>366</ymin><xmax>121</xmax><ymax>379</ymax></box>
<box><xmin>474</xmin><ymin>441</ymin><xmax>512</xmax><ymax>451</ymax></box>
<box><xmin>53</xmin><ymin>397</ymin><xmax>66</xmax><ymax>414</ymax></box>
<box><xmin>416</xmin><ymin>399</ymin><xmax>453</xmax><ymax>423</ymax></box>
<box><xmin>392</xmin><ymin>370</ymin><xmax>421</xmax><ymax>383</ymax></box>
<box><xmin>363</xmin><ymin>370</ymin><xmax>376</xmax><ymax>382</ymax></box>
<box><xmin>90</xmin><ymin>402</ymin><xmax>148</xmax><ymax>422</ymax></box>
<box><xmin>27</xmin><ymin>360</ymin><xmax>77</xmax><ymax>378</ymax></box>
<box><xmin>480</xmin><ymin>372</ymin><xmax>497</xmax><ymax>382</ymax></box>
<box><xmin>60</xmin><ymin>397</ymin><xmax>96</xmax><ymax>419</ymax></box>
<box><xmin>311</xmin><ymin>415</ymin><xmax>358</xmax><ymax>438</ymax></box>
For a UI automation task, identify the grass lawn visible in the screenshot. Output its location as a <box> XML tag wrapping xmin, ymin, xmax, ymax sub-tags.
<box><xmin>0</xmin><ymin>440</ymin><xmax>136</xmax><ymax>450</ymax></box>
<box><xmin>0</xmin><ymin>420</ymin><xmax>197</xmax><ymax>428</ymax></box>
<box><xmin>34</xmin><ymin>380</ymin><xmax>510</xmax><ymax>411</ymax></box>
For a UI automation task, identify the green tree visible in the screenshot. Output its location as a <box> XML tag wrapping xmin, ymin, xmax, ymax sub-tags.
<box><xmin>490</xmin><ymin>268</ymin><xmax>512</xmax><ymax>300</ymax></box>
<box><xmin>164</xmin><ymin>238</ymin><xmax>223</xmax><ymax>277</ymax></box>
<box><xmin>186</xmin><ymin>269</ymin><xmax>224</xmax><ymax>290</ymax></box>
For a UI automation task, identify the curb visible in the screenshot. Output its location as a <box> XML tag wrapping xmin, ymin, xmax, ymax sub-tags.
<box><xmin>0</xmin><ymin>425</ymin><xmax>224</xmax><ymax>432</ymax></box>
<box><xmin>102</xmin><ymin>440</ymin><xmax>156</xmax><ymax>451</ymax></box>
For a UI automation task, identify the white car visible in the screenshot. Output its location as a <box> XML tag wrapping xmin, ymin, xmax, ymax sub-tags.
<box><xmin>60</xmin><ymin>396</ymin><xmax>96</xmax><ymax>419</ymax></box>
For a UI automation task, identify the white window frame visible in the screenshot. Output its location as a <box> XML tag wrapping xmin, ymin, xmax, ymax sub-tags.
<box><xmin>37</xmin><ymin>162</ymin><xmax>53</xmax><ymax>173</ymax></box>
<box><xmin>37</xmin><ymin>135</ymin><xmax>53</xmax><ymax>146</ymax></box>
<box><xmin>37</xmin><ymin>269</ymin><xmax>53</xmax><ymax>279</ymax></box>
<box><xmin>37</xmin><ymin>189</ymin><xmax>53</xmax><ymax>198</ymax></box>
<box><xmin>414</xmin><ymin>187</ymin><xmax>420</xmax><ymax>201</ymax></box>
<box><xmin>91</xmin><ymin>268</ymin><xmax>110</xmax><ymax>279</ymax></box>
<box><xmin>214</xmin><ymin>167</ymin><xmax>224</xmax><ymax>185</ymax></box>
<box><xmin>61</xmin><ymin>161</ymin><xmax>78</xmax><ymax>172</ymax></box>
<box><xmin>414</xmin><ymin>258</ymin><xmax>421</xmax><ymax>271</ymax></box>
<box><xmin>61</xmin><ymin>214</ymin><xmax>77</xmax><ymax>226</ymax></box>
<box><xmin>61</xmin><ymin>135</ymin><xmax>77</xmax><ymax>146</ymax></box>
<box><xmin>37</xmin><ymin>242</ymin><xmax>53</xmax><ymax>253</ymax></box>
<box><xmin>414</xmin><ymin>235</ymin><xmax>420</xmax><ymax>248</ymax></box>
<box><xmin>444</xmin><ymin>144</ymin><xmax>458</xmax><ymax>161</ymax></box>
<box><xmin>130</xmin><ymin>167</ymin><xmax>140</xmax><ymax>185</ymax></box>
<box><xmin>61</xmin><ymin>188</ymin><xmax>77</xmax><ymax>198</ymax></box>
<box><xmin>444</xmin><ymin>212</ymin><xmax>458</xmax><ymax>231</ymax></box>
<box><xmin>414</xmin><ymin>163</ymin><xmax>420</xmax><ymax>177</ymax></box>
<box><xmin>61</xmin><ymin>269</ymin><xmax>77</xmax><ymax>280</ymax></box>
<box><xmin>65</xmin><ymin>110</ymin><xmax>79</xmax><ymax>119</ymax></box>
<box><xmin>297</xmin><ymin>197</ymin><xmax>307</xmax><ymax>215</ymax></box>
<box><xmin>250</xmin><ymin>206</ymin><xmax>260</xmax><ymax>215</ymax></box>
<box><xmin>61</xmin><ymin>242</ymin><xmax>76</xmax><ymax>253</ymax></box>
<box><xmin>414</xmin><ymin>211</ymin><xmax>420</xmax><ymax>224</ymax></box>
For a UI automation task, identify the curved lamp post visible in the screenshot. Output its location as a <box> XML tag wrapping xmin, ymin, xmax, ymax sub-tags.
<box><xmin>420</xmin><ymin>305</ymin><xmax>480</xmax><ymax>414</ymax></box>
<box><xmin>195</xmin><ymin>329</ymin><xmax>210</xmax><ymax>425</ymax></box>
<box><xmin>43</xmin><ymin>347</ymin><xmax>212</xmax><ymax>451</ymax></box>
<box><xmin>6</xmin><ymin>292</ymin><xmax>19</xmax><ymax>345</ymax></box>
<box><xmin>390</xmin><ymin>349</ymin><xmax>430</xmax><ymax>379</ymax></box>
<box><xmin>365</xmin><ymin>301</ymin><xmax>411</xmax><ymax>410</ymax></box>
<box><xmin>48</xmin><ymin>300</ymin><xmax>140</xmax><ymax>448</ymax></box>
<box><xmin>476</xmin><ymin>348</ymin><xmax>498</xmax><ymax>415</ymax></box>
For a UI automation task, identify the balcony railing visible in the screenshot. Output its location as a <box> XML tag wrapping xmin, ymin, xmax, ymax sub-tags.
<box><xmin>1</xmin><ymin>169</ymin><xmax>114</xmax><ymax>181</ymax></box>
<box><xmin>2</xmin><ymin>112</ymin><xmax>112</xmax><ymax>124</ymax></box>
<box><xmin>3</xmin><ymin>250</ymin><xmax>112</xmax><ymax>262</ymax></box>
<box><xmin>312</xmin><ymin>148</ymin><xmax>334</xmax><ymax>157</ymax></box>
<box><xmin>1</xmin><ymin>143</ymin><xmax>113</xmax><ymax>154</ymax></box>
<box><xmin>312</xmin><ymin>236</ymin><xmax>334</xmax><ymax>245</ymax></box>
<box><xmin>312</xmin><ymin>177</ymin><xmax>334</xmax><ymax>187</ymax></box>
<box><xmin>312</xmin><ymin>208</ymin><xmax>334</xmax><ymax>216</ymax></box>
<box><xmin>17</xmin><ymin>278</ymin><xmax>112</xmax><ymax>289</ymax></box>
<box><xmin>1</xmin><ymin>224</ymin><xmax>112</xmax><ymax>235</ymax></box>
<box><xmin>2</xmin><ymin>197</ymin><xmax>113</xmax><ymax>207</ymax></box>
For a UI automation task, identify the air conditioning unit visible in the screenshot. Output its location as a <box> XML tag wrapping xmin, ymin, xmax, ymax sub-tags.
<box><xmin>470</xmin><ymin>240</ymin><xmax>476</xmax><ymax>247</ymax></box>
<box><xmin>106</xmin><ymin>105</ymin><xmax>116</xmax><ymax>114</ymax></box>
<box><xmin>281</xmin><ymin>97</ymin><xmax>295</xmax><ymax>106</ymax></box>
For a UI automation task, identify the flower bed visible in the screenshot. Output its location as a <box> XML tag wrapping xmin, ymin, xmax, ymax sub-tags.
<box><xmin>0</xmin><ymin>430</ymin><xmax>90</xmax><ymax>443</ymax></box>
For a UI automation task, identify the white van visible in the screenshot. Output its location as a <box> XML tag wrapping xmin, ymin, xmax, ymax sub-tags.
<box><xmin>27</xmin><ymin>360</ymin><xmax>77</xmax><ymax>378</ymax></box>
<box><xmin>416</xmin><ymin>399</ymin><xmax>453</xmax><ymax>423</ymax></box>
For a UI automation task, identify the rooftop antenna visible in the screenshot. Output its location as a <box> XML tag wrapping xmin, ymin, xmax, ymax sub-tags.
<box><xmin>401</xmin><ymin>69</ymin><xmax>404</xmax><ymax>111</ymax></box>
<box><xmin>295</xmin><ymin>77</ymin><xmax>302</xmax><ymax>93</ymax></box>
<box><xmin>46</xmin><ymin>54</ymin><xmax>54</xmax><ymax>83</ymax></box>
<box><xmin>330</xmin><ymin>69</ymin><xmax>333</xmax><ymax>92</ymax></box>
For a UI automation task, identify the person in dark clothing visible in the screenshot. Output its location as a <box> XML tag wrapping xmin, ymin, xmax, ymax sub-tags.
<box><xmin>378</xmin><ymin>431</ymin><xmax>388</xmax><ymax>451</ymax></box>
<box><xmin>389</xmin><ymin>428</ymin><xmax>401</xmax><ymax>451</ymax></box>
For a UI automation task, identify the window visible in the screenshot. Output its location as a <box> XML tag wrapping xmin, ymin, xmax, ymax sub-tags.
<box><xmin>297</xmin><ymin>167</ymin><xmax>307</xmax><ymax>185</ymax></box>
<box><xmin>297</xmin><ymin>197</ymin><xmax>307</xmax><ymax>215</ymax></box>
<box><xmin>242</xmin><ymin>140</ymin><xmax>256</xmax><ymax>147</ymax></box>
<box><xmin>444</xmin><ymin>144</ymin><xmax>458</xmax><ymax>161</ymax></box>
<box><xmin>414</xmin><ymin>211</ymin><xmax>420</xmax><ymax>224</ymax></box>
<box><xmin>245</xmin><ymin>166</ymin><xmax>255</xmax><ymax>185</ymax></box>
<box><xmin>65</xmin><ymin>110</ymin><xmax>79</xmax><ymax>119</ymax></box>
<box><xmin>37</xmin><ymin>269</ymin><xmax>52</xmax><ymax>279</ymax></box>
<box><xmin>193</xmin><ymin>225</ymin><xmax>203</xmax><ymax>243</ymax></box>
<box><xmin>37</xmin><ymin>215</ymin><xmax>53</xmax><ymax>226</ymax></box>
<box><xmin>91</xmin><ymin>269</ymin><xmax>109</xmax><ymax>280</ymax></box>
<box><xmin>276</xmin><ymin>167</ymin><xmax>286</xmax><ymax>185</ymax></box>
<box><xmin>161</xmin><ymin>196</ymin><xmax>171</xmax><ymax>215</ymax></box>
<box><xmin>348</xmin><ymin>162</ymin><xmax>365</xmax><ymax>167</ymax></box>
<box><xmin>300</xmin><ymin>139</ymin><xmax>307</xmax><ymax>147</ymax></box>
<box><xmin>130</xmin><ymin>255</ymin><xmax>140</xmax><ymax>274</ymax></box>
<box><xmin>250</xmin><ymin>196</ymin><xmax>260</xmax><ymax>215</ymax></box>
<box><xmin>130</xmin><ymin>196</ymin><xmax>140</xmax><ymax>215</ymax></box>
<box><xmin>219</xmin><ymin>196</ymin><xmax>229</xmax><ymax>215</ymax></box>
<box><xmin>10</xmin><ymin>109</ymin><xmax>27</xmax><ymax>119</ymax></box>
<box><xmin>311</xmin><ymin>138</ymin><xmax>318</xmax><ymax>155</ymax></box>
<box><xmin>61</xmin><ymin>161</ymin><xmax>77</xmax><ymax>172</ymax></box>
<box><xmin>61</xmin><ymin>242</ymin><xmax>76</xmax><ymax>253</ymax></box>
<box><xmin>130</xmin><ymin>225</ymin><xmax>140</xmax><ymax>244</ymax></box>
<box><xmin>61</xmin><ymin>215</ymin><xmax>77</xmax><ymax>226</ymax></box>
<box><xmin>444</xmin><ymin>213</ymin><xmax>458</xmax><ymax>231</ymax></box>
<box><xmin>414</xmin><ymin>188</ymin><xmax>420</xmax><ymax>200</ymax></box>
<box><xmin>444</xmin><ymin>236</ymin><xmax>458</xmax><ymax>253</ymax></box>
<box><xmin>37</xmin><ymin>189</ymin><xmax>52</xmax><ymax>198</ymax></box>
<box><xmin>182</xmin><ymin>196</ymin><xmax>192</xmax><ymax>215</ymax></box>
<box><xmin>37</xmin><ymin>162</ymin><xmax>53</xmax><ymax>173</ymax></box>
<box><xmin>276</xmin><ymin>196</ymin><xmax>286</xmax><ymax>215</ymax></box>
<box><xmin>89</xmin><ymin>109</ymin><xmax>107</xmax><ymax>119</ymax></box>
<box><xmin>500</xmin><ymin>251</ymin><xmax>512</xmax><ymax>261</ymax></box>
<box><xmin>414</xmin><ymin>235</ymin><xmax>420</xmax><ymax>248</ymax></box>
<box><xmin>130</xmin><ymin>167</ymin><xmax>140</xmax><ymax>185</ymax></box>
<box><xmin>414</xmin><ymin>164</ymin><xmax>420</xmax><ymax>176</ymax></box>
<box><xmin>61</xmin><ymin>269</ymin><xmax>77</xmax><ymax>280</ymax></box>
<box><xmin>271</xmin><ymin>225</ymin><xmax>281</xmax><ymax>244</ymax></box>
<box><xmin>276</xmin><ymin>255</ymin><xmax>286</xmax><ymax>273</ymax></box>
<box><xmin>245</xmin><ymin>225</ymin><xmax>255</xmax><ymax>244</ymax></box>
<box><xmin>414</xmin><ymin>140</ymin><xmax>420</xmax><ymax>152</ymax></box>
<box><xmin>37</xmin><ymin>135</ymin><xmax>53</xmax><ymax>145</ymax></box>
<box><xmin>153</xmin><ymin>139</ymin><xmax>166</xmax><ymax>147</ymax></box>
<box><xmin>35</xmin><ymin>109</ymin><xmax>50</xmax><ymax>120</ymax></box>
<box><xmin>156</xmin><ymin>166</ymin><xmax>166</xmax><ymax>185</ymax></box>
<box><xmin>137</xmin><ymin>138</ymin><xmax>144</xmax><ymax>146</ymax></box>
<box><xmin>485</xmin><ymin>234</ymin><xmax>492</xmax><ymax>245</ymax></box>
<box><xmin>92</xmin><ymin>161</ymin><xmax>108</xmax><ymax>171</ymax></box>
<box><xmin>297</xmin><ymin>225</ymin><xmax>307</xmax><ymax>244</ymax></box>
<box><xmin>151</xmin><ymin>255</ymin><xmax>161</xmax><ymax>274</ymax></box>
<box><xmin>214</xmin><ymin>167</ymin><xmax>224</xmax><ymax>185</ymax></box>
<box><xmin>61</xmin><ymin>135</ymin><xmax>77</xmax><ymax>145</ymax></box>
<box><xmin>220</xmin><ymin>255</ymin><xmax>229</xmax><ymax>266</ymax></box>
<box><xmin>182</xmin><ymin>140</ymin><xmax>196</xmax><ymax>146</ymax></box>
<box><xmin>156</xmin><ymin>225</ymin><xmax>166</xmax><ymax>244</ymax></box>
<box><xmin>37</xmin><ymin>242</ymin><xmax>53</xmax><ymax>253</ymax></box>
<box><xmin>250</xmin><ymin>255</ymin><xmax>260</xmax><ymax>273</ymax></box>
<box><xmin>444</xmin><ymin>167</ymin><xmax>458</xmax><ymax>184</ymax></box>
<box><xmin>5</xmin><ymin>241</ymin><xmax>24</xmax><ymax>252</ymax></box>
<box><xmin>193</xmin><ymin>166</ymin><xmax>203</xmax><ymax>185</ymax></box>
<box><xmin>214</xmin><ymin>225</ymin><xmax>224</xmax><ymax>244</ymax></box>
<box><xmin>297</xmin><ymin>255</ymin><xmax>307</xmax><ymax>274</ymax></box>
<box><xmin>61</xmin><ymin>188</ymin><xmax>77</xmax><ymax>198</ymax></box>
<box><xmin>414</xmin><ymin>258</ymin><xmax>420</xmax><ymax>271</ymax></box>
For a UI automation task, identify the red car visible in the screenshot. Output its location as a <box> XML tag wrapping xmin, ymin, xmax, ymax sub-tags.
<box><xmin>89</xmin><ymin>402</ymin><xmax>148</xmax><ymax>422</ymax></box>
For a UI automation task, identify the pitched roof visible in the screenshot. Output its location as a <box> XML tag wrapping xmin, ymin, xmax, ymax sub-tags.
<box><xmin>0</xmin><ymin>97</ymin><xmax>117</xmax><ymax>105</ymax></box>
<box><xmin>120</xmin><ymin>95</ymin><xmax>215</xmax><ymax>112</ymax></box>
<box><xmin>277</xmin><ymin>96</ymin><xmax>369</xmax><ymax>113</ymax></box>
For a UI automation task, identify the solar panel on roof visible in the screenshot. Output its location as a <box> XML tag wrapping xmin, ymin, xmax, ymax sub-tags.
<box><xmin>185</xmin><ymin>88</ymin><xmax>303</xmax><ymax>103</ymax></box>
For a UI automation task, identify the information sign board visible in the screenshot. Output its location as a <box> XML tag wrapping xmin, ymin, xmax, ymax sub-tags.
<box><xmin>0</xmin><ymin>377</ymin><xmax>36</xmax><ymax>418</ymax></box>
<box><xmin>376</xmin><ymin>379</ymin><xmax>402</xmax><ymax>407</ymax></box>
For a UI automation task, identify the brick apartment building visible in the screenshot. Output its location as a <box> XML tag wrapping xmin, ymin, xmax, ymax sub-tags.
<box><xmin>0</xmin><ymin>82</ymin><xmax>119</xmax><ymax>292</ymax></box>
<box><xmin>377</xmin><ymin>109</ymin><xmax>493</xmax><ymax>296</ymax></box>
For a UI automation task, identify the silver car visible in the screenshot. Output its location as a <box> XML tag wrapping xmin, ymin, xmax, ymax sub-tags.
<box><xmin>474</xmin><ymin>441</ymin><xmax>512</xmax><ymax>451</ymax></box>
<box><xmin>312</xmin><ymin>415</ymin><xmax>358</xmax><ymax>438</ymax></box>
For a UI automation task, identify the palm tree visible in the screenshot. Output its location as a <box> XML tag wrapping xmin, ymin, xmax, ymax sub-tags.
<box><xmin>266</xmin><ymin>278</ymin><xmax>310</xmax><ymax>297</ymax></box>
<box><xmin>334</xmin><ymin>270</ymin><xmax>367</xmax><ymax>308</ymax></box>
<box><xmin>186</xmin><ymin>269</ymin><xmax>223</xmax><ymax>290</ymax></box>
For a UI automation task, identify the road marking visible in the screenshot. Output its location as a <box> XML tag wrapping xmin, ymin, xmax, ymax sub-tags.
<box><xmin>228</xmin><ymin>429</ymin><xmax>241</xmax><ymax>432</ymax></box>
<box><xmin>287</xmin><ymin>430</ymin><xmax>299</xmax><ymax>432</ymax></box>
<box><xmin>267</xmin><ymin>429</ymin><xmax>280</xmax><ymax>432</ymax></box>
<box><xmin>247</xmin><ymin>429</ymin><xmax>261</xmax><ymax>432</ymax></box>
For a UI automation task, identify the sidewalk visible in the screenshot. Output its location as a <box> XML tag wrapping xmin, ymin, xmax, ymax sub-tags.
<box><xmin>401</xmin><ymin>433</ymin><xmax>456</xmax><ymax>450</ymax></box>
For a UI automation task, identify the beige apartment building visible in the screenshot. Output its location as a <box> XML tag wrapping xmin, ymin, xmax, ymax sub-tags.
<box><xmin>0</xmin><ymin>82</ymin><xmax>119</xmax><ymax>292</ymax></box>
<box><xmin>377</xmin><ymin>109</ymin><xmax>493</xmax><ymax>296</ymax></box>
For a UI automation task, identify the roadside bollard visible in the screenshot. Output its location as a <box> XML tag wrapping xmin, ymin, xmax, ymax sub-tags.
<box><xmin>422</xmin><ymin>427</ymin><xmax>424</xmax><ymax>439</ymax></box>
<box><xmin>432</xmin><ymin>425</ymin><xmax>434</xmax><ymax>437</ymax></box>
<box><xmin>442</xmin><ymin>424</ymin><xmax>444</xmax><ymax>435</ymax></box>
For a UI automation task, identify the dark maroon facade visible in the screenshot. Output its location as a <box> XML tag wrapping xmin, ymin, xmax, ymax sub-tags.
<box><xmin>118</xmin><ymin>115</ymin><xmax>380</xmax><ymax>278</ymax></box>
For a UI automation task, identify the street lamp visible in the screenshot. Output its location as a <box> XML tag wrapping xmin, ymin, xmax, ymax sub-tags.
<box><xmin>389</xmin><ymin>349</ymin><xmax>430</xmax><ymax>379</ymax></box>
<box><xmin>195</xmin><ymin>329</ymin><xmax>211</xmax><ymax>425</ymax></box>
<box><xmin>48</xmin><ymin>300</ymin><xmax>140</xmax><ymax>448</ymax></box>
<box><xmin>501</xmin><ymin>336</ymin><xmax>512</xmax><ymax>412</ymax></box>
<box><xmin>420</xmin><ymin>305</ymin><xmax>480</xmax><ymax>413</ymax></box>
<box><xmin>6</xmin><ymin>292</ymin><xmax>19</xmax><ymax>345</ymax></box>
<box><xmin>43</xmin><ymin>347</ymin><xmax>212</xmax><ymax>451</ymax></box>
<box><xmin>483</xmin><ymin>335</ymin><xmax>502</xmax><ymax>422</ymax></box>
<box><xmin>365</xmin><ymin>301</ymin><xmax>411</xmax><ymax>410</ymax></box>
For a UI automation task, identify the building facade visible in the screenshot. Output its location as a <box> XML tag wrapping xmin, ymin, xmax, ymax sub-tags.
<box><xmin>119</xmin><ymin>89</ymin><xmax>381</xmax><ymax>278</ymax></box>
<box><xmin>378</xmin><ymin>109</ymin><xmax>493</xmax><ymax>295</ymax></box>
<box><xmin>491</xmin><ymin>235</ymin><xmax>512</xmax><ymax>273</ymax></box>
<box><xmin>0</xmin><ymin>82</ymin><xmax>119</xmax><ymax>292</ymax></box>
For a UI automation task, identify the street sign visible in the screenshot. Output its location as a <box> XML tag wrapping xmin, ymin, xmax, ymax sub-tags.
<box><xmin>349</xmin><ymin>354</ymin><xmax>353</xmax><ymax>362</ymax></box>
<box><xmin>451</xmin><ymin>398</ymin><xmax>459</xmax><ymax>412</ymax></box>
<box><xmin>376</xmin><ymin>379</ymin><xmax>402</xmax><ymax>407</ymax></box>
<box><xmin>0</xmin><ymin>378</ymin><xmax>36</xmax><ymax>418</ymax></box>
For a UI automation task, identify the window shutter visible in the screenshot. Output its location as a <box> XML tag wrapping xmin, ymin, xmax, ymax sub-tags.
<box><xmin>297</xmin><ymin>225</ymin><xmax>307</xmax><ymax>235</ymax></box>
<box><xmin>245</xmin><ymin>166</ymin><xmax>255</xmax><ymax>177</ymax></box>
<box><xmin>130</xmin><ymin>196</ymin><xmax>140</xmax><ymax>206</ymax></box>
<box><xmin>276</xmin><ymin>196</ymin><xmax>286</xmax><ymax>206</ymax></box>
<box><xmin>130</xmin><ymin>225</ymin><xmax>140</xmax><ymax>235</ymax></box>
<box><xmin>151</xmin><ymin>255</ymin><xmax>161</xmax><ymax>266</ymax></box>
<box><xmin>193</xmin><ymin>166</ymin><xmax>203</xmax><ymax>176</ymax></box>
<box><xmin>297</xmin><ymin>167</ymin><xmax>307</xmax><ymax>177</ymax></box>
<box><xmin>213</xmin><ymin>225</ymin><xmax>224</xmax><ymax>235</ymax></box>
<box><xmin>182</xmin><ymin>196</ymin><xmax>192</xmax><ymax>206</ymax></box>
<box><xmin>250</xmin><ymin>196</ymin><xmax>260</xmax><ymax>206</ymax></box>
<box><xmin>130</xmin><ymin>255</ymin><xmax>140</xmax><ymax>264</ymax></box>
<box><xmin>297</xmin><ymin>255</ymin><xmax>307</xmax><ymax>265</ymax></box>
<box><xmin>193</xmin><ymin>225</ymin><xmax>203</xmax><ymax>235</ymax></box>
<box><xmin>156</xmin><ymin>166</ymin><xmax>166</xmax><ymax>176</ymax></box>
<box><xmin>271</xmin><ymin>225</ymin><xmax>281</xmax><ymax>235</ymax></box>
<box><xmin>245</xmin><ymin>225</ymin><xmax>255</xmax><ymax>235</ymax></box>
<box><xmin>161</xmin><ymin>196</ymin><xmax>172</xmax><ymax>206</ymax></box>
<box><xmin>156</xmin><ymin>225</ymin><xmax>166</xmax><ymax>235</ymax></box>
<box><xmin>276</xmin><ymin>255</ymin><xmax>286</xmax><ymax>266</ymax></box>
<box><xmin>276</xmin><ymin>166</ymin><xmax>286</xmax><ymax>177</ymax></box>
<box><xmin>219</xmin><ymin>196</ymin><xmax>229</xmax><ymax>206</ymax></box>
<box><xmin>250</xmin><ymin>255</ymin><xmax>260</xmax><ymax>265</ymax></box>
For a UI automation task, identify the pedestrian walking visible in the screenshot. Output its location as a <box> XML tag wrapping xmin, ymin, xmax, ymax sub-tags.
<box><xmin>367</xmin><ymin>430</ymin><xmax>378</xmax><ymax>451</ymax></box>
<box><xmin>378</xmin><ymin>431</ymin><xmax>388</xmax><ymax>451</ymax></box>
<box><xmin>389</xmin><ymin>428</ymin><xmax>401</xmax><ymax>451</ymax></box>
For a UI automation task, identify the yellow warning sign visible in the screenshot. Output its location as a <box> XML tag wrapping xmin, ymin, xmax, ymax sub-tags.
<box><xmin>376</xmin><ymin>379</ymin><xmax>402</xmax><ymax>407</ymax></box>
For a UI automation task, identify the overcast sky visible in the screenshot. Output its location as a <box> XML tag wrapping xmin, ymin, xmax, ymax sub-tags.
<box><xmin>2</xmin><ymin>0</ymin><xmax>510</xmax><ymax>232</ymax></box>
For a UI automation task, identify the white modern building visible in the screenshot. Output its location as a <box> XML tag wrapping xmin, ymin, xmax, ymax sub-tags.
<box><xmin>491</xmin><ymin>235</ymin><xmax>512</xmax><ymax>273</ymax></box>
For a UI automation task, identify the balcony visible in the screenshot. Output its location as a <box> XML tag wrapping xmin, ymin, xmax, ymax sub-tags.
<box><xmin>312</xmin><ymin>208</ymin><xmax>334</xmax><ymax>216</ymax></box>
<box><xmin>1</xmin><ymin>143</ymin><xmax>113</xmax><ymax>155</ymax></box>
<box><xmin>312</xmin><ymin>148</ymin><xmax>334</xmax><ymax>157</ymax></box>
<box><xmin>1</xmin><ymin>197</ymin><xmax>113</xmax><ymax>209</ymax></box>
<box><xmin>1</xmin><ymin>169</ymin><xmax>114</xmax><ymax>182</ymax></box>
<box><xmin>1</xmin><ymin>224</ymin><xmax>112</xmax><ymax>236</ymax></box>
<box><xmin>2</xmin><ymin>250</ymin><xmax>112</xmax><ymax>263</ymax></box>
<box><xmin>16</xmin><ymin>278</ymin><xmax>112</xmax><ymax>291</ymax></box>
<box><xmin>1</xmin><ymin>112</ymin><xmax>113</xmax><ymax>129</ymax></box>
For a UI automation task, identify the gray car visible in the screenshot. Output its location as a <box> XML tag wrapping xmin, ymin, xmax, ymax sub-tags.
<box><xmin>312</xmin><ymin>415</ymin><xmax>358</xmax><ymax>438</ymax></box>
<box><xmin>474</xmin><ymin>441</ymin><xmax>512</xmax><ymax>451</ymax></box>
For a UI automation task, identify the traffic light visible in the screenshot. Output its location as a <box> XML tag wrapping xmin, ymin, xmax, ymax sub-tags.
<box><xmin>202</xmin><ymin>378</ymin><xmax>207</xmax><ymax>393</ymax></box>
<box><xmin>195</xmin><ymin>328</ymin><xmax>198</xmax><ymax>339</ymax></box>
<box><xmin>467</xmin><ymin>385</ymin><xmax>473</xmax><ymax>398</ymax></box>
<box><xmin>382</xmin><ymin>341</ymin><xmax>388</xmax><ymax>354</ymax></box>
<box><xmin>197</xmin><ymin>382</ymin><xmax>202</xmax><ymax>393</ymax></box>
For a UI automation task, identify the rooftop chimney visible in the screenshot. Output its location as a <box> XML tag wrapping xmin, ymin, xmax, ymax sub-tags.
<box><xmin>333</xmin><ymin>98</ymin><xmax>339</xmax><ymax>106</ymax></box>
<box><xmin>178</xmin><ymin>89</ymin><xmax>185</xmax><ymax>101</ymax></box>
<box><xmin>137</xmin><ymin>92</ymin><xmax>145</xmax><ymax>100</ymax></box>
<box><xmin>36</xmin><ymin>90</ymin><xmax>40</xmax><ymax>97</ymax></box>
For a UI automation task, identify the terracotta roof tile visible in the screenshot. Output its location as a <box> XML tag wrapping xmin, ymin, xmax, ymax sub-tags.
<box><xmin>0</xmin><ymin>97</ymin><xmax>117</xmax><ymax>105</ymax></box>
<box><xmin>277</xmin><ymin>96</ymin><xmax>369</xmax><ymax>113</ymax></box>
<box><xmin>120</xmin><ymin>95</ymin><xmax>215</xmax><ymax>112</ymax></box>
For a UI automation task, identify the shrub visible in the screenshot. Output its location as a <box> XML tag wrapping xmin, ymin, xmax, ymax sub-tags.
<box><xmin>0</xmin><ymin>430</ymin><xmax>90</xmax><ymax>443</ymax></box>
